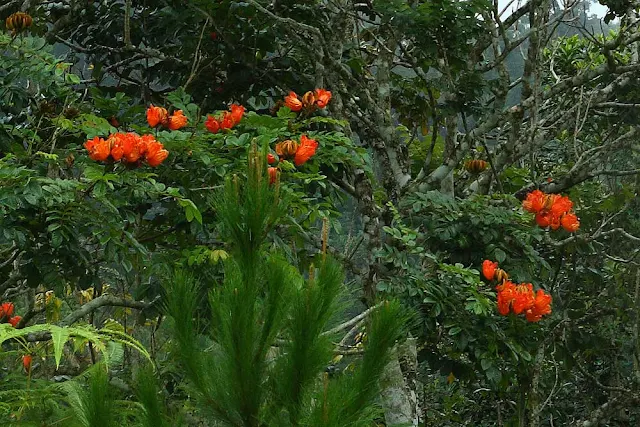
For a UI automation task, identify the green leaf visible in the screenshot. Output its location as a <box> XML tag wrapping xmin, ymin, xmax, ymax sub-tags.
<box><xmin>494</xmin><ymin>248</ymin><xmax>507</xmax><ymax>263</ymax></box>
<box><xmin>480</xmin><ymin>358</ymin><xmax>492</xmax><ymax>371</ymax></box>
<box><xmin>51</xmin><ymin>231</ymin><xmax>63</xmax><ymax>248</ymax></box>
<box><xmin>448</xmin><ymin>326</ymin><xmax>462</xmax><ymax>336</ymax></box>
<box><xmin>50</xmin><ymin>325</ymin><xmax>70</xmax><ymax>369</ymax></box>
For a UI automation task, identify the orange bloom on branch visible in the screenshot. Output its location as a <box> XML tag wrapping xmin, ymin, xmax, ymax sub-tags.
<box><xmin>168</xmin><ymin>110</ymin><xmax>188</xmax><ymax>130</ymax></box>
<box><xmin>294</xmin><ymin>135</ymin><xmax>318</xmax><ymax>166</ymax></box>
<box><xmin>8</xmin><ymin>316</ymin><xmax>21</xmax><ymax>327</ymax></box>
<box><xmin>85</xmin><ymin>133</ymin><xmax>167</xmax><ymax>167</ymax></box>
<box><xmin>220</xmin><ymin>112</ymin><xmax>234</xmax><ymax>130</ymax></box>
<box><xmin>145</xmin><ymin>140</ymin><xmax>169</xmax><ymax>167</ymax></box>
<box><xmin>511</xmin><ymin>283</ymin><xmax>535</xmax><ymax>315</ymax></box>
<box><xmin>535</xmin><ymin>212</ymin><xmax>551</xmax><ymax>228</ymax></box>
<box><xmin>496</xmin><ymin>281</ymin><xmax>516</xmax><ymax>316</ymax></box>
<box><xmin>229</xmin><ymin>104</ymin><xmax>245</xmax><ymax>126</ymax></box>
<box><xmin>561</xmin><ymin>212</ymin><xmax>580</xmax><ymax>232</ymax></box>
<box><xmin>146</xmin><ymin>105</ymin><xmax>169</xmax><ymax>128</ymax></box>
<box><xmin>22</xmin><ymin>355</ymin><xmax>32</xmax><ymax>373</ymax></box>
<box><xmin>84</xmin><ymin>137</ymin><xmax>111</xmax><ymax>162</ymax></box>
<box><xmin>314</xmin><ymin>88</ymin><xmax>332</xmax><ymax>108</ymax></box>
<box><xmin>524</xmin><ymin>190</ymin><xmax>579</xmax><ymax>232</ymax></box>
<box><xmin>121</xmin><ymin>133</ymin><xmax>144</xmax><ymax>163</ymax></box>
<box><xmin>550</xmin><ymin>195</ymin><xmax>573</xmax><ymax>217</ymax></box>
<box><xmin>0</xmin><ymin>302</ymin><xmax>15</xmax><ymax>319</ymax></box>
<box><xmin>267</xmin><ymin>153</ymin><xmax>276</xmax><ymax>165</ymax></box>
<box><xmin>205</xmin><ymin>115</ymin><xmax>220</xmax><ymax>133</ymax></box>
<box><xmin>482</xmin><ymin>260</ymin><xmax>498</xmax><ymax>281</ymax></box>
<box><xmin>525</xmin><ymin>289</ymin><xmax>552</xmax><ymax>322</ymax></box>
<box><xmin>522</xmin><ymin>190</ymin><xmax>546</xmax><ymax>213</ymax></box>
<box><xmin>284</xmin><ymin>91</ymin><xmax>303</xmax><ymax>111</ymax></box>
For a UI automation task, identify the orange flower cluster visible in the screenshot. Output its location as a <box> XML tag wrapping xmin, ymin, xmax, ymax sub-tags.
<box><xmin>146</xmin><ymin>105</ymin><xmax>188</xmax><ymax>130</ymax></box>
<box><xmin>84</xmin><ymin>132</ymin><xmax>169</xmax><ymax>167</ymax></box>
<box><xmin>284</xmin><ymin>89</ymin><xmax>331</xmax><ymax>112</ymax></box>
<box><xmin>6</xmin><ymin>12</ymin><xmax>33</xmax><ymax>33</ymax></box>
<box><xmin>271</xmin><ymin>135</ymin><xmax>318</xmax><ymax>167</ymax></box>
<box><xmin>266</xmin><ymin>135</ymin><xmax>319</xmax><ymax>185</ymax></box>
<box><xmin>482</xmin><ymin>260</ymin><xmax>552</xmax><ymax>322</ymax></box>
<box><xmin>522</xmin><ymin>190</ymin><xmax>579</xmax><ymax>232</ymax></box>
<box><xmin>0</xmin><ymin>301</ymin><xmax>22</xmax><ymax>328</ymax></box>
<box><xmin>205</xmin><ymin>104</ymin><xmax>245</xmax><ymax>133</ymax></box>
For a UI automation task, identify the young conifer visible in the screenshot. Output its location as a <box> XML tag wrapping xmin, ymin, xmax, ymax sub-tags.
<box><xmin>164</xmin><ymin>144</ymin><xmax>407</xmax><ymax>426</ymax></box>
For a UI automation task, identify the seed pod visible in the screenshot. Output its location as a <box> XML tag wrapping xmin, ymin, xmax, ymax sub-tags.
<box><xmin>494</xmin><ymin>268</ymin><xmax>509</xmax><ymax>284</ymax></box>
<box><xmin>39</xmin><ymin>100</ymin><xmax>57</xmax><ymax>116</ymax></box>
<box><xmin>464</xmin><ymin>159</ymin><xmax>488</xmax><ymax>174</ymax></box>
<box><xmin>302</xmin><ymin>91</ymin><xmax>316</xmax><ymax>108</ymax></box>
<box><xmin>6</xmin><ymin>12</ymin><xmax>33</xmax><ymax>33</ymax></box>
<box><xmin>63</xmin><ymin>106</ymin><xmax>80</xmax><ymax>119</ymax></box>
<box><xmin>275</xmin><ymin>140</ymin><xmax>299</xmax><ymax>159</ymax></box>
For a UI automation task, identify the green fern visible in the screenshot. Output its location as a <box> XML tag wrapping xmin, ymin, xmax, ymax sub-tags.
<box><xmin>0</xmin><ymin>323</ymin><xmax>151</xmax><ymax>369</ymax></box>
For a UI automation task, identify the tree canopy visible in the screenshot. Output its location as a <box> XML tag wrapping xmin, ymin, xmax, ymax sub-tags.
<box><xmin>1</xmin><ymin>0</ymin><xmax>639</xmax><ymax>425</ymax></box>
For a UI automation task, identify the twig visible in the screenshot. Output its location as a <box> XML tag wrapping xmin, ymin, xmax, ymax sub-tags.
<box><xmin>322</xmin><ymin>302</ymin><xmax>384</xmax><ymax>336</ymax></box>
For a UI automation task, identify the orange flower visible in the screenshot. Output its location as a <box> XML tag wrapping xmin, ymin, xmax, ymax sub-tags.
<box><xmin>482</xmin><ymin>260</ymin><xmax>498</xmax><ymax>281</ymax></box>
<box><xmin>0</xmin><ymin>302</ymin><xmax>15</xmax><ymax>319</ymax></box>
<box><xmin>561</xmin><ymin>212</ymin><xmax>580</xmax><ymax>232</ymax></box>
<box><xmin>550</xmin><ymin>195</ymin><xmax>573</xmax><ymax>217</ymax></box>
<box><xmin>294</xmin><ymin>135</ymin><xmax>318</xmax><ymax>166</ymax></box>
<box><xmin>8</xmin><ymin>316</ymin><xmax>21</xmax><ymax>327</ymax></box>
<box><xmin>275</xmin><ymin>140</ymin><xmax>299</xmax><ymax>159</ymax></box>
<box><xmin>205</xmin><ymin>115</ymin><xmax>220</xmax><ymax>133</ymax></box>
<box><xmin>84</xmin><ymin>137</ymin><xmax>111</xmax><ymax>162</ymax></box>
<box><xmin>496</xmin><ymin>281</ymin><xmax>516</xmax><ymax>316</ymax></box>
<box><xmin>525</xmin><ymin>289</ymin><xmax>552</xmax><ymax>322</ymax></box>
<box><xmin>139</xmin><ymin>134</ymin><xmax>155</xmax><ymax>155</ymax></box>
<box><xmin>535</xmin><ymin>212</ymin><xmax>551</xmax><ymax>228</ymax></box>
<box><xmin>121</xmin><ymin>133</ymin><xmax>143</xmax><ymax>163</ymax></box>
<box><xmin>146</xmin><ymin>105</ymin><xmax>169</xmax><ymax>128</ymax></box>
<box><xmin>220</xmin><ymin>112</ymin><xmax>234</xmax><ymax>130</ymax></box>
<box><xmin>267</xmin><ymin>153</ymin><xmax>276</xmax><ymax>165</ymax></box>
<box><xmin>268</xmin><ymin>167</ymin><xmax>278</xmax><ymax>185</ymax></box>
<box><xmin>109</xmin><ymin>136</ymin><xmax>124</xmax><ymax>161</ymax></box>
<box><xmin>168</xmin><ymin>110</ymin><xmax>188</xmax><ymax>130</ymax></box>
<box><xmin>314</xmin><ymin>88</ymin><xmax>332</xmax><ymax>108</ymax></box>
<box><xmin>229</xmin><ymin>104</ymin><xmax>245</xmax><ymax>125</ymax></box>
<box><xmin>512</xmin><ymin>283</ymin><xmax>535</xmax><ymax>314</ymax></box>
<box><xmin>284</xmin><ymin>91</ymin><xmax>303</xmax><ymax>112</ymax></box>
<box><xmin>523</xmin><ymin>190</ymin><xmax>546</xmax><ymax>213</ymax></box>
<box><xmin>22</xmin><ymin>355</ymin><xmax>32</xmax><ymax>373</ymax></box>
<box><xmin>145</xmin><ymin>140</ymin><xmax>169</xmax><ymax>167</ymax></box>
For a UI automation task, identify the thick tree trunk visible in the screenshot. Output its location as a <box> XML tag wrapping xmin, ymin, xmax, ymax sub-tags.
<box><xmin>380</xmin><ymin>338</ymin><xmax>419</xmax><ymax>426</ymax></box>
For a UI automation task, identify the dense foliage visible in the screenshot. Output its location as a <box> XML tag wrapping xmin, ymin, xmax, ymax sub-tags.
<box><xmin>1</xmin><ymin>1</ymin><xmax>639</xmax><ymax>426</ymax></box>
